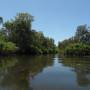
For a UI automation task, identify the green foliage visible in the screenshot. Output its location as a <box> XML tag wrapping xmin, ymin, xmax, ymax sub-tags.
<box><xmin>4</xmin><ymin>13</ymin><xmax>33</xmax><ymax>53</ymax></box>
<box><xmin>0</xmin><ymin>13</ymin><xmax>56</xmax><ymax>55</ymax></box>
<box><xmin>0</xmin><ymin>27</ymin><xmax>17</xmax><ymax>55</ymax></box>
<box><xmin>0</xmin><ymin>42</ymin><xmax>17</xmax><ymax>54</ymax></box>
<box><xmin>64</xmin><ymin>43</ymin><xmax>90</xmax><ymax>56</ymax></box>
<box><xmin>58</xmin><ymin>25</ymin><xmax>90</xmax><ymax>56</ymax></box>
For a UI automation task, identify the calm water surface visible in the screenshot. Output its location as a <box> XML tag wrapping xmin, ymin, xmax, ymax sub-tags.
<box><xmin>0</xmin><ymin>55</ymin><xmax>90</xmax><ymax>90</ymax></box>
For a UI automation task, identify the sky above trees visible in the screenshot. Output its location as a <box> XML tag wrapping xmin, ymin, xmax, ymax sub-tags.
<box><xmin>0</xmin><ymin>0</ymin><xmax>90</xmax><ymax>45</ymax></box>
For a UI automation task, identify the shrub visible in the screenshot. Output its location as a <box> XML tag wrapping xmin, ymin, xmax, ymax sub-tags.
<box><xmin>64</xmin><ymin>43</ymin><xmax>90</xmax><ymax>56</ymax></box>
<box><xmin>0</xmin><ymin>41</ymin><xmax>17</xmax><ymax>54</ymax></box>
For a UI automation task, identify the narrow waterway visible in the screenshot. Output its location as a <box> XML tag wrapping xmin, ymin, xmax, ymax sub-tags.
<box><xmin>0</xmin><ymin>55</ymin><xmax>90</xmax><ymax>90</ymax></box>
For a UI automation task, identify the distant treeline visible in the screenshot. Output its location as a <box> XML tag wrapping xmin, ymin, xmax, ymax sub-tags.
<box><xmin>0</xmin><ymin>13</ymin><xmax>57</xmax><ymax>55</ymax></box>
<box><xmin>58</xmin><ymin>25</ymin><xmax>90</xmax><ymax>56</ymax></box>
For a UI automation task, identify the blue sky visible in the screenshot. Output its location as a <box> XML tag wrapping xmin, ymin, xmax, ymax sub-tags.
<box><xmin>0</xmin><ymin>0</ymin><xmax>90</xmax><ymax>45</ymax></box>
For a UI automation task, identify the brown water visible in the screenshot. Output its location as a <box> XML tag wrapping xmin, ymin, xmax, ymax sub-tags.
<box><xmin>0</xmin><ymin>55</ymin><xmax>90</xmax><ymax>90</ymax></box>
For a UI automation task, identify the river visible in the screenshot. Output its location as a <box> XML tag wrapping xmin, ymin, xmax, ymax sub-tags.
<box><xmin>0</xmin><ymin>55</ymin><xmax>90</xmax><ymax>90</ymax></box>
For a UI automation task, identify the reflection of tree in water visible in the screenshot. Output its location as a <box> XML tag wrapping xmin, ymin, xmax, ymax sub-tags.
<box><xmin>0</xmin><ymin>55</ymin><xmax>54</xmax><ymax>90</ymax></box>
<box><xmin>61</xmin><ymin>56</ymin><xmax>90</xmax><ymax>86</ymax></box>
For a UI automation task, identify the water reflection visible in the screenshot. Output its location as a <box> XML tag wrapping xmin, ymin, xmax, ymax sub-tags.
<box><xmin>0</xmin><ymin>55</ymin><xmax>90</xmax><ymax>90</ymax></box>
<box><xmin>61</xmin><ymin>57</ymin><xmax>90</xmax><ymax>87</ymax></box>
<box><xmin>0</xmin><ymin>55</ymin><xmax>54</xmax><ymax>90</ymax></box>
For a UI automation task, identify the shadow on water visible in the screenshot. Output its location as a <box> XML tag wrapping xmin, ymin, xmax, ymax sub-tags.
<box><xmin>0</xmin><ymin>55</ymin><xmax>90</xmax><ymax>90</ymax></box>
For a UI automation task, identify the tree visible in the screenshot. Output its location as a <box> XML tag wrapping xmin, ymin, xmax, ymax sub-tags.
<box><xmin>0</xmin><ymin>17</ymin><xmax>3</xmax><ymax>25</ymax></box>
<box><xmin>58</xmin><ymin>25</ymin><xmax>90</xmax><ymax>56</ymax></box>
<box><xmin>3</xmin><ymin>12</ymin><xmax>56</xmax><ymax>54</ymax></box>
<box><xmin>75</xmin><ymin>25</ymin><xmax>88</xmax><ymax>42</ymax></box>
<box><xmin>4</xmin><ymin>13</ymin><xmax>34</xmax><ymax>53</ymax></box>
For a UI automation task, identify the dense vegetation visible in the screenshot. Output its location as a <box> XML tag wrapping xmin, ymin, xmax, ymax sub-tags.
<box><xmin>0</xmin><ymin>13</ymin><xmax>56</xmax><ymax>55</ymax></box>
<box><xmin>1</xmin><ymin>13</ymin><xmax>90</xmax><ymax>56</ymax></box>
<box><xmin>58</xmin><ymin>25</ymin><xmax>90</xmax><ymax>56</ymax></box>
